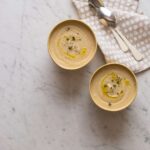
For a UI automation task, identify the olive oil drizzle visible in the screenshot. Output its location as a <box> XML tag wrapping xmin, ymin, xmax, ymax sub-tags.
<box><xmin>101</xmin><ymin>72</ymin><xmax>130</xmax><ymax>100</ymax></box>
<box><xmin>57</xmin><ymin>26</ymin><xmax>87</xmax><ymax>59</ymax></box>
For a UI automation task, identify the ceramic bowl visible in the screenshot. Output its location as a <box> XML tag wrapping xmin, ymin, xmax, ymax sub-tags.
<box><xmin>48</xmin><ymin>19</ymin><xmax>97</xmax><ymax>70</ymax></box>
<box><xmin>89</xmin><ymin>63</ymin><xmax>137</xmax><ymax>112</ymax></box>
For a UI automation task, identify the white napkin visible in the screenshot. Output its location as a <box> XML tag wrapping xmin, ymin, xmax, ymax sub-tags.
<box><xmin>72</xmin><ymin>0</ymin><xmax>150</xmax><ymax>73</ymax></box>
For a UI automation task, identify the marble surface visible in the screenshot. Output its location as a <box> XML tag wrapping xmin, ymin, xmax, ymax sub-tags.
<box><xmin>0</xmin><ymin>0</ymin><xmax>150</xmax><ymax>150</ymax></box>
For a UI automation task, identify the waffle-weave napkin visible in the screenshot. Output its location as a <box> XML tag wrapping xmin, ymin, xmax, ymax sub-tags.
<box><xmin>72</xmin><ymin>0</ymin><xmax>150</xmax><ymax>73</ymax></box>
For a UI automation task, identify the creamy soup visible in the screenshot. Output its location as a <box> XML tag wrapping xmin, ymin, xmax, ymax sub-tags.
<box><xmin>100</xmin><ymin>72</ymin><xmax>131</xmax><ymax>103</ymax></box>
<box><xmin>90</xmin><ymin>64</ymin><xmax>137</xmax><ymax>111</ymax></box>
<box><xmin>48</xmin><ymin>20</ymin><xmax>97</xmax><ymax>69</ymax></box>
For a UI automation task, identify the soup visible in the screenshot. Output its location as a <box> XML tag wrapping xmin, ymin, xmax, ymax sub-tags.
<box><xmin>90</xmin><ymin>64</ymin><xmax>137</xmax><ymax>111</ymax></box>
<box><xmin>48</xmin><ymin>20</ymin><xmax>97</xmax><ymax>69</ymax></box>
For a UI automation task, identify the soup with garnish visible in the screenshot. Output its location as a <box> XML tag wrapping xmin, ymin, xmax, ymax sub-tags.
<box><xmin>90</xmin><ymin>64</ymin><xmax>137</xmax><ymax>111</ymax></box>
<box><xmin>48</xmin><ymin>20</ymin><xmax>97</xmax><ymax>69</ymax></box>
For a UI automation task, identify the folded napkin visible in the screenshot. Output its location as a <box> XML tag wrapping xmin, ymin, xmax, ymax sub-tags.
<box><xmin>72</xmin><ymin>0</ymin><xmax>150</xmax><ymax>73</ymax></box>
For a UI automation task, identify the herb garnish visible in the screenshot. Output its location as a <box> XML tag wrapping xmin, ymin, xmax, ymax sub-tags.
<box><xmin>66</xmin><ymin>27</ymin><xmax>70</xmax><ymax>31</ymax></box>
<box><xmin>117</xmin><ymin>81</ymin><xmax>119</xmax><ymax>84</ymax></box>
<box><xmin>68</xmin><ymin>46</ymin><xmax>73</xmax><ymax>50</ymax></box>
<box><xmin>72</xmin><ymin>36</ymin><xmax>75</xmax><ymax>41</ymax></box>
<box><xmin>113</xmin><ymin>84</ymin><xmax>116</xmax><ymax>87</ymax></box>
<box><xmin>108</xmin><ymin>102</ymin><xmax>112</xmax><ymax>106</ymax></box>
<box><xmin>104</xmin><ymin>84</ymin><xmax>107</xmax><ymax>87</ymax></box>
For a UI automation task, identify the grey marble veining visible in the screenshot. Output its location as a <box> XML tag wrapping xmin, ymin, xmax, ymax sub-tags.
<box><xmin>0</xmin><ymin>0</ymin><xmax>150</xmax><ymax>150</ymax></box>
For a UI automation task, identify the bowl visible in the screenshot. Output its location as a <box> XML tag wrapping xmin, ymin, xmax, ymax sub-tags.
<box><xmin>89</xmin><ymin>63</ymin><xmax>137</xmax><ymax>111</ymax></box>
<box><xmin>48</xmin><ymin>19</ymin><xmax>97</xmax><ymax>70</ymax></box>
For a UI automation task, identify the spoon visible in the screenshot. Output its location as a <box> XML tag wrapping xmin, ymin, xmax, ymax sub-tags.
<box><xmin>89</xmin><ymin>0</ymin><xmax>128</xmax><ymax>52</ymax></box>
<box><xmin>89</xmin><ymin>0</ymin><xmax>144</xmax><ymax>61</ymax></box>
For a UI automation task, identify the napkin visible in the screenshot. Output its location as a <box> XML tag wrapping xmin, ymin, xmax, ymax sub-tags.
<box><xmin>72</xmin><ymin>0</ymin><xmax>150</xmax><ymax>73</ymax></box>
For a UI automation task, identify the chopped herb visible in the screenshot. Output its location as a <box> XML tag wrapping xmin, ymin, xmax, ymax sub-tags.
<box><xmin>66</xmin><ymin>27</ymin><xmax>70</xmax><ymax>31</ymax></box>
<box><xmin>111</xmin><ymin>80</ymin><xmax>114</xmax><ymax>82</ymax></box>
<box><xmin>117</xmin><ymin>81</ymin><xmax>120</xmax><ymax>84</ymax></box>
<box><xmin>66</xmin><ymin>38</ymin><xmax>69</xmax><ymax>41</ymax></box>
<box><xmin>120</xmin><ymin>90</ymin><xmax>123</xmax><ymax>93</ymax></box>
<box><xmin>104</xmin><ymin>84</ymin><xmax>107</xmax><ymax>87</ymax></box>
<box><xmin>113</xmin><ymin>84</ymin><xmax>116</xmax><ymax>87</ymax></box>
<box><xmin>108</xmin><ymin>102</ymin><xmax>112</xmax><ymax>106</ymax></box>
<box><xmin>72</xmin><ymin>36</ymin><xmax>75</xmax><ymax>41</ymax></box>
<box><xmin>68</xmin><ymin>46</ymin><xmax>73</xmax><ymax>50</ymax></box>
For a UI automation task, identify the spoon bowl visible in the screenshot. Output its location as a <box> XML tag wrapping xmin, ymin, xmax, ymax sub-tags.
<box><xmin>89</xmin><ymin>0</ymin><xmax>116</xmax><ymax>27</ymax></box>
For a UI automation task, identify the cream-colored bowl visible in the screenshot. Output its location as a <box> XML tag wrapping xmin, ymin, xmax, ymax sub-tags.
<box><xmin>89</xmin><ymin>63</ymin><xmax>137</xmax><ymax>112</ymax></box>
<box><xmin>48</xmin><ymin>19</ymin><xmax>97</xmax><ymax>70</ymax></box>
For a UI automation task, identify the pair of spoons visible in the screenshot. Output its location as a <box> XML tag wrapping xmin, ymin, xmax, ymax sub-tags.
<box><xmin>88</xmin><ymin>0</ymin><xmax>144</xmax><ymax>61</ymax></box>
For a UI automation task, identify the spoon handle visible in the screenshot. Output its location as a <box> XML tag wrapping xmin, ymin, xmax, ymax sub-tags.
<box><xmin>115</xmin><ymin>28</ymin><xmax>144</xmax><ymax>61</ymax></box>
<box><xmin>110</xmin><ymin>28</ymin><xmax>128</xmax><ymax>52</ymax></box>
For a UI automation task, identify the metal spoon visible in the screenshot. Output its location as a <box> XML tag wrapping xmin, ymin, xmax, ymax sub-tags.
<box><xmin>89</xmin><ymin>0</ymin><xmax>144</xmax><ymax>61</ymax></box>
<box><xmin>88</xmin><ymin>0</ymin><xmax>116</xmax><ymax>26</ymax></box>
<box><xmin>89</xmin><ymin>0</ymin><xmax>128</xmax><ymax>52</ymax></box>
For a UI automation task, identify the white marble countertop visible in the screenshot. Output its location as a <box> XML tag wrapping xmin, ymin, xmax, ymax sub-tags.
<box><xmin>0</xmin><ymin>0</ymin><xmax>150</xmax><ymax>150</ymax></box>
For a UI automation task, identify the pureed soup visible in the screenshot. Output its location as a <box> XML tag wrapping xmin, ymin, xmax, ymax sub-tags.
<box><xmin>90</xmin><ymin>64</ymin><xmax>137</xmax><ymax>111</ymax></box>
<box><xmin>48</xmin><ymin>20</ymin><xmax>97</xmax><ymax>69</ymax></box>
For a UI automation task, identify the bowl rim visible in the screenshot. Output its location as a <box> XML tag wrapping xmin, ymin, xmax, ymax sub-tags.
<box><xmin>47</xmin><ymin>19</ymin><xmax>97</xmax><ymax>70</ymax></box>
<box><xmin>89</xmin><ymin>63</ymin><xmax>138</xmax><ymax>112</ymax></box>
